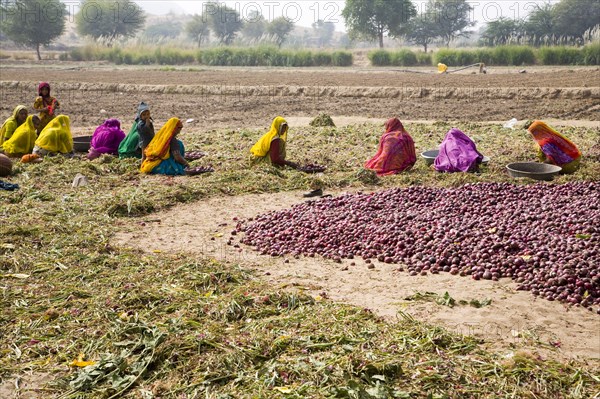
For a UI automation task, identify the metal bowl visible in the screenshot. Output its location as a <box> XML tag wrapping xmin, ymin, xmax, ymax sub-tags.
<box><xmin>421</xmin><ymin>150</ymin><xmax>439</xmax><ymax>166</ymax></box>
<box><xmin>420</xmin><ymin>149</ymin><xmax>490</xmax><ymax>166</ymax></box>
<box><xmin>506</xmin><ymin>162</ymin><xmax>562</xmax><ymax>181</ymax></box>
<box><xmin>73</xmin><ymin>135</ymin><xmax>92</xmax><ymax>153</ymax></box>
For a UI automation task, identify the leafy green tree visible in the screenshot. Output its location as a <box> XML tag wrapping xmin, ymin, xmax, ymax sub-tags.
<box><xmin>312</xmin><ymin>19</ymin><xmax>336</xmax><ymax>47</ymax></box>
<box><xmin>266</xmin><ymin>16</ymin><xmax>294</xmax><ymax>47</ymax></box>
<box><xmin>406</xmin><ymin>11</ymin><xmax>439</xmax><ymax>52</ymax></box>
<box><xmin>241</xmin><ymin>10</ymin><xmax>266</xmax><ymax>43</ymax></box>
<box><xmin>431</xmin><ymin>0</ymin><xmax>474</xmax><ymax>47</ymax></box>
<box><xmin>553</xmin><ymin>0</ymin><xmax>600</xmax><ymax>40</ymax></box>
<box><xmin>524</xmin><ymin>3</ymin><xmax>556</xmax><ymax>45</ymax></box>
<box><xmin>0</xmin><ymin>0</ymin><xmax>66</xmax><ymax>60</ymax></box>
<box><xmin>342</xmin><ymin>0</ymin><xmax>416</xmax><ymax>48</ymax></box>
<box><xmin>207</xmin><ymin>2</ymin><xmax>243</xmax><ymax>45</ymax></box>
<box><xmin>75</xmin><ymin>0</ymin><xmax>145</xmax><ymax>45</ymax></box>
<box><xmin>144</xmin><ymin>21</ymin><xmax>182</xmax><ymax>40</ymax></box>
<box><xmin>185</xmin><ymin>14</ymin><xmax>210</xmax><ymax>46</ymax></box>
<box><xmin>480</xmin><ymin>18</ymin><xmax>524</xmax><ymax>46</ymax></box>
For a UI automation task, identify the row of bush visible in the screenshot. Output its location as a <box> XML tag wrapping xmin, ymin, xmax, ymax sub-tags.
<box><xmin>65</xmin><ymin>45</ymin><xmax>354</xmax><ymax>67</ymax></box>
<box><xmin>369</xmin><ymin>44</ymin><xmax>600</xmax><ymax>67</ymax></box>
<box><xmin>367</xmin><ymin>49</ymin><xmax>433</xmax><ymax>67</ymax></box>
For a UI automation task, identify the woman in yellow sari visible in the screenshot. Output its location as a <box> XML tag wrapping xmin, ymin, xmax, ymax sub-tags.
<box><xmin>250</xmin><ymin>116</ymin><xmax>299</xmax><ymax>169</ymax></box>
<box><xmin>33</xmin><ymin>115</ymin><xmax>74</xmax><ymax>157</ymax></box>
<box><xmin>2</xmin><ymin>116</ymin><xmax>40</xmax><ymax>157</ymax></box>
<box><xmin>140</xmin><ymin>117</ymin><xmax>189</xmax><ymax>175</ymax></box>
<box><xmin>0</xmin><ymin>105</ymin><xmax>28</xmax><ymax>145</ymax></box>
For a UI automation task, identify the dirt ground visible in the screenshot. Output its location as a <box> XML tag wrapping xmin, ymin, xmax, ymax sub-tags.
<box><xmin>0</xmin><ymin>64</ymin><xmax>598</xmax><ymax>132</ymax></box>
<box><xmin>2</xmin><ymin>64</ymin><xmax>599</xmax><ymax>364</ymax></box>
<box><xmin>113</xmin><ymin>189</ymin><xmax>600</xmax><ymax>362</ymax></box>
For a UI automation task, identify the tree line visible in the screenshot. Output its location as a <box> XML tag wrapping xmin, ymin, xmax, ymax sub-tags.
<box><xmin>1</xmin><ymin>0</ymin><xmax>598</xmax><ymax>60</ymax></box>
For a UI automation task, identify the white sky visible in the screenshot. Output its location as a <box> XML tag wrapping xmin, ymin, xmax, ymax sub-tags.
<box><xmin>133</xmin><ymin>0</ymin><xmax>557</xmax><ymax>31</ymax></box>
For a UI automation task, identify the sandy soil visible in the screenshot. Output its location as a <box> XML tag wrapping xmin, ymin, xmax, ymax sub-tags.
<box><xmin>114</xmin><ymin>189</ymin><xmax>600</xmax><ymax>362</ymax></box>
<box><xmin>1</xmin><ymin>65</ymin><xmax>598</xmax><ymax>132</ymax></box>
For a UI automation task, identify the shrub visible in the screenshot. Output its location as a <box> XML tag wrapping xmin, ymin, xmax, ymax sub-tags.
<box><xmin>331</xmin><ymin>51</ymin><xmax>353</xmax><ymax>66</ymax></box>
<box><xmin>368</xmin><ymin>50</ymin><xmax>391</xmax><ymax>66</ymax></box>
<box><xmin>313</xmin><ymin>52</ymin><xmax>332</xmax><ymax>66</ymax></box>
<box><xmin>391</xmin><ymin>49</ymin><xmax>418</xmax><ymax>66</ymax></box>
<box><xmin>416</xmin><ymin>52</ymin><xmax>432</xmax><ymax>66</ymax></box>
<box><xmin>538</xmin><ymin>47</ymin><xmax>582</xmax><ymax>65</ymax></box>
<box><xmin>581</xmin><ymin>42</ymin><xmax>600</xmax><ymax>65</ymax></box>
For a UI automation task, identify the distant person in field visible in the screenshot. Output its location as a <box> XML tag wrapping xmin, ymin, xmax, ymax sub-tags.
<box><xmin>365</xmin><ymin>117</ymin><xmax>416</xmax><ymax>175</ymax></box>
<box><xmin>250</xmin><ymin>116</ymin><xmax>299</xmax><ymax>169</ymax></box>
<box><xmin>0</xmin><ymin>105</ymin><xmax>28</xmax><ymax>145</ymax></box>
<box><xmin>434</xmin><ymin>128</ymin><xmax>484</xmax><ymax>173</ymax></box>
<box><xmin>33</xmin><ymin>82</ymin><xmax>60</xmax><ymax>134</ymax></box>
<box><xmin>33</xmin><ymin>115</ymin><xmax>74</xmax><ymax>157</ymax></box>
<box><xmin>527</xmin><ymin>121</ymin><xmax>581</xmax><ymax>174</ymax></box>
<box><xmin>2</xmin><ymin>115</ymin><xmax>40</xmax><ymax>157</ymax></box>
<box><xmin>119</xmin><ymin>102</ymin><xmax>155</xmax><ymax>161</ymax></box>
<box><xmin>87</xmin><ymin>119</ymin><xmax>126</xmax><ymax>160</ymax></box>
<box><xmin>140</xmin><ymin>117</ymin><xmax>189</xmax><ymax>175</ymax></box>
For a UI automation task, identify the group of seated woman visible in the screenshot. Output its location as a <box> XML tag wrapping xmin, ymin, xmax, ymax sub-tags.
<box><xmin>1</xmin><ymin>83</ymin><xmax>583</xmax><ymax>178</ymax></box>
<box><xmin>365</xmin><ymin>118</ymin><xmax>581</xmax><ymax>175</ymax></box>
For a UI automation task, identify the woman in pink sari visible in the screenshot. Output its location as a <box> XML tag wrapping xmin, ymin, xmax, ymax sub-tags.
<box><xmin>365</xmin><ymin>118</ymin><xmax>416</xmax><ymax>176</ymax></box>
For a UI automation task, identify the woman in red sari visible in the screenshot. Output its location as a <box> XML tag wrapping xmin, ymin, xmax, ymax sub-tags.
<box><xmin>365</xmin><ymin>118</ymin><xmax>416</xmax><ymax>176</ymax></box>
<box><xmin>33</xmin><ymin>82</ymin><xmax>60</xmax><ymax>133</ymax></box>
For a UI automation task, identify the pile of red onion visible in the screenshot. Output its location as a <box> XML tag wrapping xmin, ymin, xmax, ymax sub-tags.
<box><xmin>235</xmin><ymin>182</ymin><xmax>599</xmax><ymax>311</ymax></box>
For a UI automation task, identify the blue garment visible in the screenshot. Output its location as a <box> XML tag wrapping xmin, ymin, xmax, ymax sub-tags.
<box><xmin>151</xmin><ymin>140</ymin><xmax>186</xmax><ymax>176</ymax></box>
<box><xmin>0</xmin><ymin>180</ymin><xmax>19</xmax><ymax>191</ymax></box>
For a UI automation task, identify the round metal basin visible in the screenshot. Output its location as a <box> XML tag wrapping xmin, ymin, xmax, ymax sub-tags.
<box><xmin>506</xmin><ymin>162</ymin><xmax>562</xmax><ymax>181</ymax></box>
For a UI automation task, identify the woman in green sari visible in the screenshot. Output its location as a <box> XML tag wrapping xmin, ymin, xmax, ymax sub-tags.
<box><xmin>118</xmin><ymin>102</ymin><xmax>154</xmax><ymax>160</ymax></box>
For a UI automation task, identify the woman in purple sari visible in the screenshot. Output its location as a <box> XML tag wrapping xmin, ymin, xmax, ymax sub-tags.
<box><xmin>434</xmin><ymin>128</ymin><xmax>483</xmax><ymax>173</ymax></box>
<box><xmin>87</xmin><ymin>119</ymin><xmax>126</xmax><ymax>160</ymax></box>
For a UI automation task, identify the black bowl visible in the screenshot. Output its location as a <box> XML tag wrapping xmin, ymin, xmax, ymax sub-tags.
<box><xmin>73</xmin><ymin>135</ymin><xmax>92</xmax><ymax>153</ymax></box>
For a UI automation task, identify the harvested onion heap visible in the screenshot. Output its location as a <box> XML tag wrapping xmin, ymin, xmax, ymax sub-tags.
<box><xmin>236</xmin><ymin>182</ymin><xmax>599</xmax><ymax>310</ymax></box>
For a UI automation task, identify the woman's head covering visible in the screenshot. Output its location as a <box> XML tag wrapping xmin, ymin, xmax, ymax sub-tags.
<box><xmin>10</xmin><ymin>105</ymin><xmax>27</xmax><ymax>121</ymax></box>
<box><xmin>0</xmin><ymin>105</ymin><xmax>28</xmax><ymax>144</ymax></box>
<box><xmin>527</xmin><ymin>121</ymin><xmax>581</xmax><ymax>173</ymax></box>
<box><xmin>136</xmin><ymin>102</ymin><xmax>150</xmax><ymax>121</ymax></box>
<box><xmin>384</xmin><ymin>118</ymin><xmax>404</xmax><ymax>133</ymax></box>
<box><xmin>140</xmin><ymin>117</ymin><xmax>181</xmax><ymax>173</ymax></box>
<box><xmin>34</xmin><ymin>114</ymin><xmax>73</xmax><ymax>154</ymax></box>
<box><xmin>365</xmin><ymin>118</ymin><xmax>416</xmax><ymax>175</ymax></box>
<box><xmin>88</xmin><ymin>118</ymin><xmax>126</xmax><ymax>159</ymax></box>
<box><xmin>38</xmin><ymin>82</ymin><xmax>50</xmax><ymax>97</ymax></box>
<box><xmin>250</xmin><ymin>116</ymin><xmax>288</xmax><ymax>158</ymax></box>
<box><xmin>434</xmin><ymin>128</ymin><xmax>483</xmax><ymax>173</ymax></box>
<box><xmin>1</xmin><ymin>115</ymin><xmax>37</xmax><ymax>155</ymax></box>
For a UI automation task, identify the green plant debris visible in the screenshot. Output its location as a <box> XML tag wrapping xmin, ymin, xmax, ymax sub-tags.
<box><xmin>1</xmin><ymin>122</ymin><xmax>599</xmax><ymax>398</ymax></box>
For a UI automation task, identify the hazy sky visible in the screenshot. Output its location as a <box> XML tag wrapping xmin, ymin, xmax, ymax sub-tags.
<box><xmin>133</xmin><ymin>0</ymin><xmax>557</xmax><ymax>31</ymax></box>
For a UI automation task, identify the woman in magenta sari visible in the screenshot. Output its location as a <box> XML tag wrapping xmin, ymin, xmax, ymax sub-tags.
<box><xmin>365</xmin><ymin>118</ymin><xmax>416</xmax><ymax>176</ymax></box>
<box><xmin>434</xmin><ymin>128</ymin><xmax>483</xmax><ymax>173</ymax></box>
<box><xmin>87</xmin><ymin>119</ymin><xmax>126</xmax><ymax>160</ymax></box>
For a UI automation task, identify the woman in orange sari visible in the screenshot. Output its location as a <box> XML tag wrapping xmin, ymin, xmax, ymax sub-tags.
<box><xmin>527</xmin><ymin>121</ymin><xmax>581</xmax><ymax>174</ymax></box>
<box><xmin>140</xmin><ymin>118</ymin><xmax>189</xmax><ymax>175</ymax></box>
<box><xmin>365</xmin><ymin>118</ymin><xmax>416</xmax><ymax>175</ymax></box>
